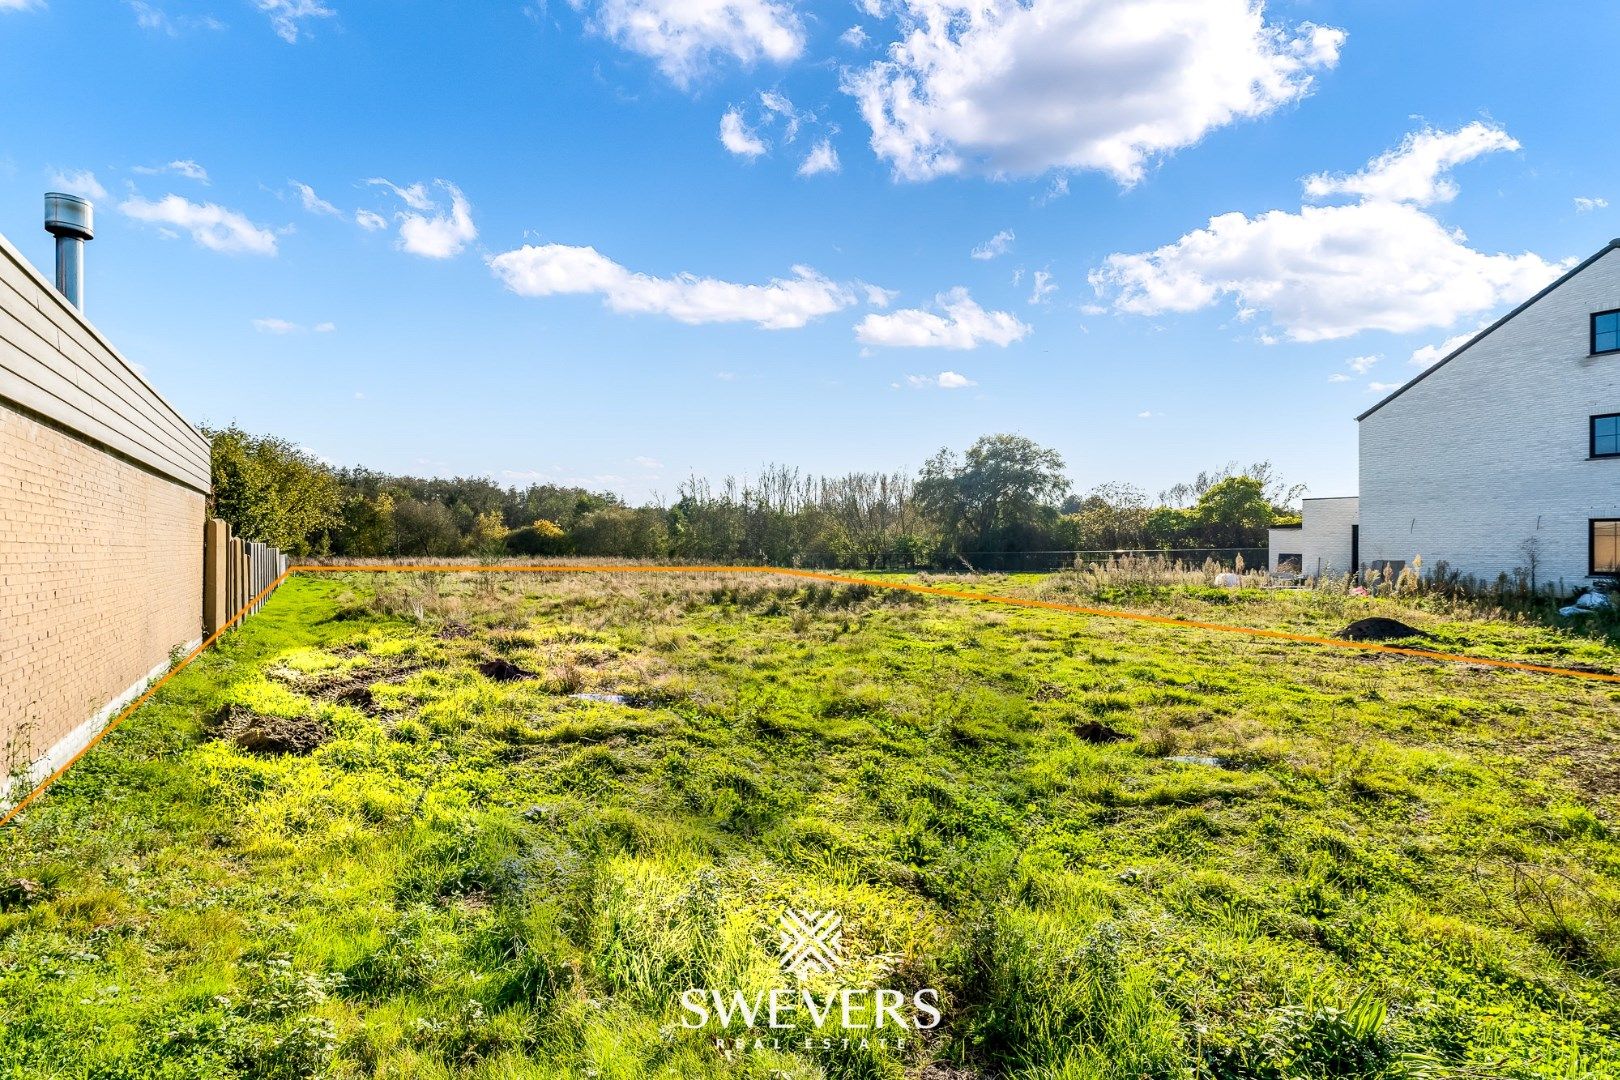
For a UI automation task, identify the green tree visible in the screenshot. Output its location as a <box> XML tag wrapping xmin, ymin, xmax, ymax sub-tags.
<box><xmin>1061</xmin><ymin>483</ymin><xmax>1150</xmax><ymax>550</ymax></box>
<box><xmin>205</xmin><ymin>425</ymin><xmax>341</xmax><ymax>555</ymax></box>
<box><xmin>334</xmin><ymin>491</ymin><xmax>395</xmax><ymax>556</ymax></box>
<box><xmin>392</xmin><ymin>499</ymin><xmax>462</xmax><ymax>556</ymax></box>
<box><xmin>917</xmin><ymin>434</ymin><xmax>1070</xmax><ymax>552</ymax></box>
<box><xmin>1189</xmin><ymin>476</ymin><xmax>1275</xmax><ymax>546</ymax></box>
<box><xmin>468</xmin><ymin>510</ymin><xmax>509</xmax><ymax>558</ymax></box>
<box><xmin>572</xmin><ymin>507</ymin><xmax>670</xmax><ymax>558</ymax></box>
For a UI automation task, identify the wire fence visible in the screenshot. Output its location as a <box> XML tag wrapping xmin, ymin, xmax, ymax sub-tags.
<box><xmin>791</xmin><ymin>547</ymin><xmax>1270</xmax><ymax>574</ymax></box>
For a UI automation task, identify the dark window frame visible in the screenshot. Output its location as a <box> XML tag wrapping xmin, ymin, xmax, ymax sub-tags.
<box><xmin>1593</xmin><ymin>309</ymin><xmax>1620</xmax><ymax>356</ymax></box>
<box><xmin>1591</xmin><ymin>413</ymin><xmax>1620</xmax><ymax>459</ymax></box>
<box><xmin>1590</xmin><ymin>518</ymin><xmax>1620</xmax><ymax>576</ymax></box>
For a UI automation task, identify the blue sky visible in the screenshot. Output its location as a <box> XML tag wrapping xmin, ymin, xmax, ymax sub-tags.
<box><xmin>1</xmin><ymin>0</ymin><xmax>1616</xmax><ymax>504</ymax></box>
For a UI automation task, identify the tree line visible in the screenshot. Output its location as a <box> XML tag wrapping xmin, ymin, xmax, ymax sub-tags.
<box><xmin>205</xmin><ymin>426</ymin><xmax>1302</xmax><ymax>567</ymax></box>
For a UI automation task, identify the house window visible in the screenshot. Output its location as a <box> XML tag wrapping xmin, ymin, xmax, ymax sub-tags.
<box><xmin>1276</xmin><ymin>553</ymin><xmax>1302</xmax><ymax>572</ymax></box>
<box><xmin>1595</xmin><ymin>310</ymin><xmax>1620</xmax><ymax>355</ymax></box>
<box><xmin>1593</xmin><ymin>414</ymin><xmax>1620</xmax><ymax>458</ymax></box>
<box><xmin>1592</xmin><ymin>520</ymin><xmax>1620</xmax><ymax>575</ymax></box>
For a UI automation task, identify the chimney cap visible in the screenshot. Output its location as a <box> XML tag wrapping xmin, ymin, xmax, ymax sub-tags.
<box><xmin>44</xmin><ymin>192</ymin><xmax>94</xmax><ymax>241</ymax></box>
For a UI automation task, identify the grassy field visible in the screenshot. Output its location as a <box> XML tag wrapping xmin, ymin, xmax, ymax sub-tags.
<box><xmin>1</xmin><ymin>569</ymin><xmax>1618</xmax><ymax>1079</ymax></box>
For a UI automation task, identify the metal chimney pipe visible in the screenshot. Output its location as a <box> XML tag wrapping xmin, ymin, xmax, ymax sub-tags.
<box><xmin>44</xmin><ymin>193</ymin><xmax>94</xmax><ymax>312</ymax></box>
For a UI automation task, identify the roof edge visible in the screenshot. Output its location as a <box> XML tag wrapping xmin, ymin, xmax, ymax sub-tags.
<box><xmin>1356</xmin><ymin>238</ymin><xmax>1620</xmax><ymax>423</ymax></box>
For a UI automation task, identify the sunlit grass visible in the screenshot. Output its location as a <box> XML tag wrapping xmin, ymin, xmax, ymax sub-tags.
<box><xmin>1</xmin><ymin>570</ymin><xmax>1617</xmax><ymax>1078</ymax></box>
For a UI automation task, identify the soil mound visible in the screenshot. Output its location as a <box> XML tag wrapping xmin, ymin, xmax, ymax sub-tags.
<box><xmin>1338</xmin><ymin>617</ymin><xmax>1428</xmax><ymax>642</ymax></box>
<box><xmin>1074</xmin><ymin>720</ymin><xmax>1129</xmax><ymax>744</ymax></box>
<box><xmin>213</xmin><ymin>704</ymin><xmax>329</xmax><ymax>755</ymax></box>
<box><xmin>479</xmin><ymin>658</ymin><xmax>535</xmax><ymax>682</ymax></box>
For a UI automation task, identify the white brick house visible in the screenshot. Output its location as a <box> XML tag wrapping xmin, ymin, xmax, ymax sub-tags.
<box><xmin>1267</xmin><ymin>496</ymin><xmax>1360</xmax><ymax>578</ymax></box>
<box><xmin>1297</xmin><ymin>238</ymin><xmax>1620</xmax><ymax>591</ymax></box>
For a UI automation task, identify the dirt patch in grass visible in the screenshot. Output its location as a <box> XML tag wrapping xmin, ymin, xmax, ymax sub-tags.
<box><xmin>1339</xmin><ymin>617</ymin><xmax>1429</xmax><ymax>642</ymax></box>
<box><xmin>478</xmin><ymin>657</ymin><xmax>535</xmax><ymax>682</ymax></box>
<box><xmin>211</xmin><ymin>704</ymin><xmax>329</xmax><ymax>755</ymax></box>
<box><xmin>283</xmin><ymin>661</ymin><xmax>430</xmax><ymax>715</ymax></box>
<box><xmin>1074</xmin><ymin>720</ymin><xmax>1129</xmax><ymax>744</ymax></box>
<box><xmin>1521</xmin><ymin>735</ymin><xmax>1620</xmax><ymax>802</ymax></box>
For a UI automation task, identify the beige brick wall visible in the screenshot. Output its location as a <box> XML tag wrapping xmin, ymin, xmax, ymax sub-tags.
<box><xmin>1</xmin><ymin>399</ymin><xmax>204</xmax><ymax>773</ymax></box>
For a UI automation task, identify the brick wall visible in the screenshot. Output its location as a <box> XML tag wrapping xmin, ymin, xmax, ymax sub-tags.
<box><xmin>1</xmin><ymin>228</ymin><xmax>211</xmax><ymax>797</ymax></box>
<box><xmin>0</xmin><ymin>400</ymin><xmax>205</xmax><ymax>774</ymax></box>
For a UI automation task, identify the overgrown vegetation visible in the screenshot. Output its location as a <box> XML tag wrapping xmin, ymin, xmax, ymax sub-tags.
<box><xmin>2</xmin><ymin>571</ymin><xmax>1617</xmax><ymax>1078</ymax></box>
<box><xmin>208</xmin><ymin>427</ymin><xmax>1297</xmax><ymax>565</ymax></box>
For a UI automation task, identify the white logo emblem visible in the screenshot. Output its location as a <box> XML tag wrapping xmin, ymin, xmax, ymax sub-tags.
<box><xmin>777</xmin><ymin>908</ymin><xmax>843</xmax><ymax>981</ymax></box>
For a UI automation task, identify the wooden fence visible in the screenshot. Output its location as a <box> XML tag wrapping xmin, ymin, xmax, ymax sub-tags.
<box><xmin>202</xmin><ymin>518</ymin><xmax>289</xmax><ymax>637</ymax></box>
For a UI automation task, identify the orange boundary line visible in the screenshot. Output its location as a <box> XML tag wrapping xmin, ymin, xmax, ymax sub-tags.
<box><xmin>4</xmin><ymin>562</ymin><xmax>1615</xmax><ymax>829</ymax></box>
<box><xmin>0</xmin><ymin>567</ymin><xmax>294</xmax><ymax>830</ymax></box>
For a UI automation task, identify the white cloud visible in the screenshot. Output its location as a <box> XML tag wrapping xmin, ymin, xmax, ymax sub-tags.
<box><xmin>132</xmin><ymin>159</ymin><xmax>210</xmax><ymax>184</ymax></box>
<box><xmin>1345</xmin><ymin>353</ymin><xmax>1380</xmax><ymax>375</ymax></box>
<box><xmin>1303</xmin><ymin>122</ymin><xmax>1518</xmax><ymax>206</ymax></box>
<box><xmin>1136</xmin><ymin>409</ymin><xmax>1157</xmax><ymax>418</ymax></box>
<box><xmin>856</xmin><ymin>287</ymin><xmax>1030</xmax><ymax>349</ymax></box>
<box><xmin>1032</xmin><ymin>176</ymin><xmax>1070</xmax><ymax>207</ymax></box>
<box><xmin>970</xmin><ymin>228</ymin><xmax>1014</xmax><ymax>260</ymax></box>
<box><xmin>1407</xmin><ymin>325</ymin><xmax>1484</xmax><ymax>368</ymax></box>
<box><xmin>371</xmin><ymin>179</ymin><xmax>477</xmax><ymax>259</ymax></box>
<box><xmin>1575</xmin><ymin>196</ymin><xmax>1609</xmax><ymax>213</ymax></box>
<box><xmin>844</xmin><ymin>0</ymin><xmax>1343</xmax><ymax>183</ymax></box>
<box><xmin>859</xmin><ymin>281</ymin><xmax>898</xmax><ymax>307</ymax></box>
<box><xmin>47</xmin><ymin>168</ymin><xmax>106</xmax><ymax>200</ymax></box>
<box><xmin>252</xmin><ymin>317</ymin><xmax>334</xmax><ymax>334</ymax></box>
<box><xmin>489</xmin><ymin>243</ymin><xmax>856</xmax><ymax>329</ymax></box>
<box><xmin>257</xmin><ymin>0</ymin><xmax>332</xmax><ymax>43</ymax></box>
<box><xmin>1367</xmin><ymin>381</ymin><xmax>1400</xmax><ymax>393</ymax></box>
<box><xmin>798</xmin><ymin>139</ymin><xmax>840</xmax><ymax>176</ymax></box>
<box><xmin>719</xmin><ymin>108</ymin><xmax>768</xmax><ymax>157</ymax></box>
<box><xmin>291</xmin><ymin>181</ymin><xmax>340</xmax><ymax>216</ymax></box>
<box><xmin>1327</xmin><ymin>372</ymin><xmax>1351</xmax><ymax>383</ymax></box>
<box><xmin>905</xmin><ymin>370</ymin><xmax>976</xmax><ymax>389</ymax></box>
<box><xmin>365</xmin><ymin>177</ymin><xmax>434</xmax><ymax>211</ymax></box>
<box><xmin>634</xmin><ymin>455</ymin><xmax>664</xmax><ymax>469</ymax></box>
<box><xmin>128</xmin><ymin>2</ymin><xmax>225</xmax><ymax>34</ymax></box>
<box><xmin>1090</xmin><ymin>125</ymin><xmax>1568</xmax><ymax>342</ymax></box>
<box><xmin>840</xmin><ymin>25</ymin><xmax>868</xmax><ymax>47</ymax></box>
<box><xmin>355</xmin><ymin>208</ymin><xmax>388</xmax><ymax>231</ymax></box>
<box><xmin>1028</xmin><ymin>269</ymin><xmax>1055</xmax><ymax>304</ymax></box>
<box><xmin>0</xmin><ymin>0</ymin><xmax>42</xmax><ymax>12</ymax></box>
<box><xmin>570</xmin><ymin>0</ymin><xmax>803</xmax><ymax>87</ymax></box>
<box><xmin>120</xmin><ymin>194</ymin><xmax>279</xmax><ymax>255</ymax></box>
<box><xmin>759</xmin><ymin>90</ymin><xmax>805</xmax><ymax>141</ymax></box>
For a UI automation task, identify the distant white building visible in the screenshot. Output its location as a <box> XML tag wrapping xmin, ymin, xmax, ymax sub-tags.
<box><xmin>1272</xmin><ymin>238</ymin><xmax>1620</xmax><ymax>590</ymax></box>
<box><xmin>1267</xmin><ymin>496</ymin><xmax>1359</xmax><ymax>578</ymax></box>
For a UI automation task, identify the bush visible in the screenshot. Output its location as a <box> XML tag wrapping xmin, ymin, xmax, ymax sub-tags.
<box><xmin>506</xmin><ymin>519</ymin><xmax>569</xmax><ymax>556</ymax></box>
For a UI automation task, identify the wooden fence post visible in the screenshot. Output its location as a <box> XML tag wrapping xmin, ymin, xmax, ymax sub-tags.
<box><xmin>203</xmin><ymin>519</ymin><xmax>228</xmax><ymax>637</ymax></box>
<box><xmin>227</xmin><ymin>536</ymin><xmax>244</xmax><ymax>625</ymax></box>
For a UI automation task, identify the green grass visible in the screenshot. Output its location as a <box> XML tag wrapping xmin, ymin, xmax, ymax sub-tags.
<box><xmin>1</xmin><ymin>570</ymin><xmax>1618</xmax><ymax>1079</ymax></box>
